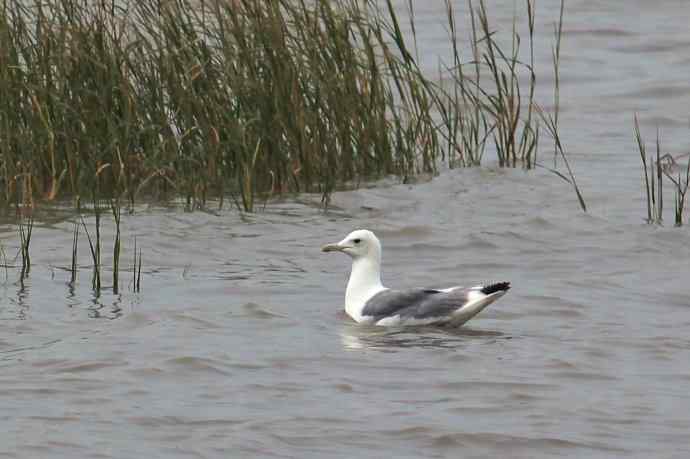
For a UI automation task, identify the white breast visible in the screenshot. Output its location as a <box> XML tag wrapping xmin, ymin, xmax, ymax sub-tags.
<box><xmin>344</xmin><ymin>257</ymin><xmax>385</xmax><ymax>324</ymax></box>
<box><xmin>345</xmin><ymin>284</ymin><xmax>387</xmax><ymax>323</ymax></box>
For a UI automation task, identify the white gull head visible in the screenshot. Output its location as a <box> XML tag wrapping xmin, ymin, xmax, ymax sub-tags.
<box><xmin>321</xmin><ymin>229</ymin><xmax>386</xmax><ymax>323</ymax></box>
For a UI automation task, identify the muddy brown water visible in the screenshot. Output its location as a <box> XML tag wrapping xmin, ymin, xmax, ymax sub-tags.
<box><xmin>2</xmin><ymin>1</ymin><xmax>690</xmax><ymax>458</ymax></box>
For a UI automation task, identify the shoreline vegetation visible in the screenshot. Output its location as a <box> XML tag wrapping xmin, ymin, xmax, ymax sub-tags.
<box><xmin>0</xmin><ymin>0</ymin><xmax>586</xmax><ymax>214</ymax></box>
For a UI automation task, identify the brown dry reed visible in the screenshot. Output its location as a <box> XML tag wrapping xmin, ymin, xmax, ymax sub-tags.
<box><xmin>0</xmin><ymin>0</ymin><xmax>584</xmax><ymax>212</ymax></box>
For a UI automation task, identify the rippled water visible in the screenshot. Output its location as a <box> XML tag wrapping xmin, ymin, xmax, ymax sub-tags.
<box><xmin>2</xmin><ymin>1</ymin><xmax>690</xmax><ymax>458</ymax></box>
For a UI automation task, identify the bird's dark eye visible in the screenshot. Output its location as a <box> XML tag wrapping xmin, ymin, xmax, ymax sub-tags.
<box><xmin>353</xmin><ymin>238</ymin><xmax>361</xmax><ymax>244</ymax></box>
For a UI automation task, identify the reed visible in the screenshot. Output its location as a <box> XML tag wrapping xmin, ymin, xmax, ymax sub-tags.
<box><xmin>137</xmin><ymin>247</ymin><xmax>142</xmax><ymax>293</ymax></box>
<box><xmin>0</xmin><ymin>241</ymin><xmax>7</xmax><ymax>281</ymax></box>
<box><xmin>133</xmin><ymin>236</ymin><xmax>142</xmax><ymax>293</ymax></box>
<box><xmin>111</xmin><ymin>199</ymin><xmax>121</xmax><ymax>293</ymax></box>
<box><xmin>431</xmin><ymin>0</ymin><xmax>549</xmax><ymax>169</ymax></box>
<box><xmin>535</xmin><ymin>106</ymin><xmax>587</xmax><ymax>212</ymax></box>
<box><xmin>634</xmin><ymin>115</ymin><xmax>654</xmax><ymax>222</ymax></box>
<box><xmin>18</xmin><ymin>213</ymin><xmax>34</xmax><ymax>281</ymax></box>
<box><xmin>435</xmin><ymin>0</ymin><xmax>486</xmax><ymax>168</ymax></box>
<box><xmin>655</xmin><ymin>129</ymin><xmax>663</xmax><ymax>221</ymax></box>
<box><xmin>633</xmin><ymin>118</ymin><xmax>690</xmax><ymax>225</ymax></box>
<box><xmin>69</xmin><ymin>197</ymin><xmax>131</xmax><ymax>292</ymax></box>
<box><xmin>634</xmin><ymin>117</ymin><xmax>665</xmax><ymax>224</ymax></box>
<box><xmin>663</xmin><ymin>157</ymin><xmax>690</xmax><ymax>226</ymax></box>
<box><xmin>70</xmin><ymin>221</ymin><xmax>79</xmax><ymax>285</ymax></box>
<box><xmin>534</xmin><ymin>0</ymin><xmax>586</xmax><ymax>212</ymax></box>
<box><xmin>522</xmin><ymin>0</ymin><xmax>539</xmax><ymax>168</ymax></box>
<box><xmin>475</xmin><ymin>0</ymin><xmax>525</xmax><ymax>167</ymax></box>
<box><xmin>0</xmin><ymin>0</ymin><xmax>583</xmax><ymax>209</ymax></box>
<box><xmin>551</xmin><ymin>0</ymin><xmax>564</xmax><ymax>167</ymax></box>
<box><xmin>81</xmin><ymin>205</ymin><xmax>102</xmax><ymax>293</ymax></box>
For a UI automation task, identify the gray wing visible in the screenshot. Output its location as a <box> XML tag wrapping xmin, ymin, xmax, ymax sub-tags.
<box><xmin>362</xmin><ymin>288</ymin><xmax>475</xmax><ymax>321</ymax></box>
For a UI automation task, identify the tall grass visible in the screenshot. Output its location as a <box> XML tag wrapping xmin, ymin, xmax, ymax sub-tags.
<box><xmin>429</xmin><ymin>0</ymin><xmax>584</xmax><ymax>210</ymax></box>
<box><xmin>429</xmin><ymin>0</ymin><xmax>542</xmax><ymax>169</ymax></box>
<box><xmin>0</xmin><ymin>0</ymin><xmax>584</xmax><ymax>211</ymax></box>
<box><xmin>476</xmin><ymin>0</ymin><xmax>536</xmax><ymax>167</ymax></box>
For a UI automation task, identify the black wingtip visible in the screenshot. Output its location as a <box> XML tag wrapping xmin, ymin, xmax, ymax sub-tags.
<box><xmin>481</xmin><ymin>282</ymin><xmax>511</xmax><ymax>295</ymax></box>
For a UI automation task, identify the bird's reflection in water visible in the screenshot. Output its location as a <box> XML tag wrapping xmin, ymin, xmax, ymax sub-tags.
<box><xmin>339</xmin><ymin>321</ymin><xmax>508</xmax><ymax>351</ymax></box>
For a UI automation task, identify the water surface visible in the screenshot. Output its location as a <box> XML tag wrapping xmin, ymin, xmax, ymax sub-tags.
<box><xmin>2</xmin><ymin>1</ymin><xmax>690</xmax><ymax>458</ymax></box>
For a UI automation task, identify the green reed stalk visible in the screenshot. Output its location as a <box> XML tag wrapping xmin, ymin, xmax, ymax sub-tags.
<box><xmin>634</xmin><ymin>115</ymin><xmax>653</xmax><ymax>222</ymax></box>
<box><xmin>646</xmin><ymin>129</ymin><xmax>690</xmax><ymax>226</ymax></box>
<box><xmin>444</xmin><ymin>0</ymin><xmax>461</xmax><ymax>168</ymax></box>
<box><xmin>468</xmin><ymin>0</ymin><xmax>485</xmax><ymax>165</ymax></box>
<box><xmin>552</xmin><ymin>0</ymin><xmax>564</xmax><ymax>167</ymax></box>
<box><xmin>471</xmin><ymin>0</ymin><xmax>539</xmax><ymax>167</ymax></box>
<box><xmin>520</xmin><ymin>0</ymin><xmax>539</xmax><ymax>168</ymax></box>
<box><xmin>676</xmin><ymin>159</ymin><xmax>689</xmax><ymax>225</ymax></box>
<box><xmin>70</xmin><ymin>221</ymin><xmax>79</xmax><ymax>285</ymax></box>
<box><xmin>631</xmin><ymin>117</ymin><xmax>682</xmax><ymax>224</ymax></box>
<box><xmin>0</xmin><ymin>241</ymin><xmax>8</xmax><ymax>282</ymax></box>
<box><xmin>18</xmin><ymin>213</ymin><xmax>33</xmax><ymax>281</ymax></box>
<box><xmin>81</xmin><ymin>214</ymin><xmax>100</xmax><ymax>293</ymax></box>
<box><xmin>111</xmin><ymin>199</ymin><xmax>121</xmax><ymax>294</ymax></box>
<box><xmin>132</xmin><ymin>235</ymin><xmax>142</xmax><ymax>293</ymax></box>
<box><xmin>662</xmin><ymin>157</ymin><xmax>690</xmax><ymax>226</ymax></box>
<box><xmin>476</xmin><ymin>0</ymin><xmax>507</xmax><ymax>166</ymax></box>
<box><xmin>406</xmin><ymin>0</ymin><xmax>419</xmax><ymax>63</ymax></box>
<box><xmin>94</xmin><ymin>202</ymin><xmax>102</xmax><ymax>292</ymax></box>
<box><xmin>81</xmin><ymin>188</ymin><xmax>102</xmax><ymax>293</ymax></box>
<box><xmin>132</xmin><ymin>236</ymin><xmax>137</xmax><ymax>292</ymax></box>
<box><xmin>535</xmin><ymin>104</ymin><xmax>587</xmax><ymax>212</ymax></box>
<box><xmin>655</xmin><ymin>129</ymin><xmax>663</xmax><ymax>222</ymax></box>
<box><xmin>677</xmin><ymin>159</ymin><xmax>690</xmax><ymax>226</ymax></box>
<box><xmin>136</xmin><ymin>247</ymin><xmax>142</xmax><ymax>293</ymax></box>
<box><xmin>533</xmin><ymin>0</ymin><xmax>586</xmax><ymax>212</ymax></box>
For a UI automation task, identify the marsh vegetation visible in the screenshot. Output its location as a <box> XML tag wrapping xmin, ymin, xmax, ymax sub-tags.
<box><xmin>0</xmin><ymin>0</ymin><xmax>583</xmax><ymax>213</ymax></box>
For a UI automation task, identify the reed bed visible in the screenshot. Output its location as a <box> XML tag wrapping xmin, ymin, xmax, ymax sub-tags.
<box><xmin>0</xmin><ymin>0</ymin><xmax>583</xmax><ymax>211</ymax></box>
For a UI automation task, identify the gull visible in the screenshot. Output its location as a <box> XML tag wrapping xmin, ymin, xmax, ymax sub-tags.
<box><xmin>322</xmin><ymin>229</ymin><xmax>510</xmax><ymax>326</ymax></box>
